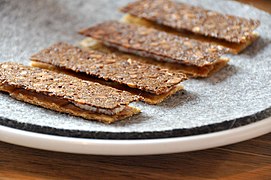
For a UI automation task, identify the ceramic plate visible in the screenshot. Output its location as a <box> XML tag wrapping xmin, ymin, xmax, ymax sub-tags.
<box><xmin>0</xmin><ymin>0</ymin><xmax>270</xmax><ymax>155</ymax></box>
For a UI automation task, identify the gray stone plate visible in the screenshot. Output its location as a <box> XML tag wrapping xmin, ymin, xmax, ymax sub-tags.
<box><xmin>0</xmin><ymin>0</ymin><xmax>270</xmax><ymax>139</ymax></box>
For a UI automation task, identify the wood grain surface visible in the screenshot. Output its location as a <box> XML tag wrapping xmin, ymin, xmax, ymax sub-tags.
<box><xmin>0</xmin><ymin>133</ymin><xmax>270</xmax><ymax>179</ymax></box>
<box><xmin>1</xmin><ymin>1</ymin><xmax>271</xmax><ymax>179</ymax></box>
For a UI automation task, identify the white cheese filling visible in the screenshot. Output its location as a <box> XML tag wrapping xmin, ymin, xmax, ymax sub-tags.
<box><xmin>74</xmin><ymin>103</ymin><xmax>125</xmax><ymax>115</ymax></box>
<box><xmin>103</xmin><ymin>41</ymin><xmax>178</xmax><ymax>64</ymax></box>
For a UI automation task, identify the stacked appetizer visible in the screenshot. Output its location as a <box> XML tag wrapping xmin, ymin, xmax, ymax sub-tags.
<box><xmin>0</xmin><ymin>0</ymin><xmax>260</xmax><ymax>123</ymax></box>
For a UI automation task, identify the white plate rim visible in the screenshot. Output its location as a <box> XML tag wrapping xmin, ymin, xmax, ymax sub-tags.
<box><xmin>0</xmin><ymin>117</ymin><xmax>270</xmax><ymax>156</ymax></box>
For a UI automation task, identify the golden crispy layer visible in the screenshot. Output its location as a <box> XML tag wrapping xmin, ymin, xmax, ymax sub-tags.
<box><xmin>0</xmin><ymin>85</ymin><xmax>140</xmax><ymax>123</ymax></box>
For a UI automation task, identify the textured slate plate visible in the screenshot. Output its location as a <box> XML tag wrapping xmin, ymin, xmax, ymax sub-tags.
<box><xmin>0</xmin><ymin>0</ymin><xmax>270</xmax><ymax>139</ymax></box>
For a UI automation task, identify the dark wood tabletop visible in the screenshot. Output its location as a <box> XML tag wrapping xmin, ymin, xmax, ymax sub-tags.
<box><xmin>0</xmin><ymin>1</ymin><xmax>270</xmax><ymax>179</ymax></box>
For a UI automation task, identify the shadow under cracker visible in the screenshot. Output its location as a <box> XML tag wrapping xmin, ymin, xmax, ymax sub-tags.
<box><xmin>157</xmin><ymin>90</ymin><xmax>199</xmax><ymax>109</ymax></box>
<box><xmin>110</xmin><ymin>112</ymin><xmax>152</xmax><ymax>127</ymax></box>
<box><xmin>204</xmin><ymin>64</ymin><xmax>239</xmax><ymax>85</ymax></box>
<box><xmin>240</xmin><ymin>36</ymin><xmax>271</xmax><ymax>58</ymax></box>
<box><xmin>0</xmin><ymin>0</ymin><xmax>7</xmax><ymax>10</ymax></box>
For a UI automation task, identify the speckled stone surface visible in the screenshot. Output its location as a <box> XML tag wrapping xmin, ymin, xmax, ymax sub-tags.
<box><xmin>0</xmin><ymin>0</ymin><xmax>270</xmax><ymax>139</ymax></box>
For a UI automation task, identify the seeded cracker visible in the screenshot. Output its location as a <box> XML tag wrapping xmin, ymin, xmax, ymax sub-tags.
<box><xmin>31</xmin><ymin>42</ymin><xmax>187</xmax><ymax>104</ymax></box>
<box><xmin>0</xmin><ymin>62</ymin><xmax>140</xmax><ymax>123</ymax></box>
<box><xmin>120</xmin><ymin>0</ymin><xmax>260</xmax><ymax>44</ymax></box>
<box><xmin>79</xmin><ymin>21</ymin><xmax>229</xmax><ymax>77</ymax></box>
<box><xmin>121</xmin><ymin>14</ymin><xmax>259</xmax><ymax>54</ymax></box>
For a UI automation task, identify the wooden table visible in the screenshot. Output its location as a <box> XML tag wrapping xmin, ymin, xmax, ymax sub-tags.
<box><xmin>1</xmin><ymin>1</ymin><xmax>270</xmax><ymax>179</ymax></box>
